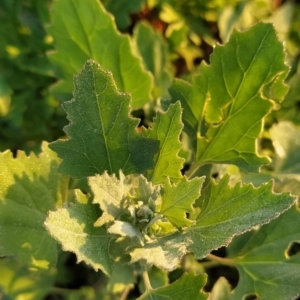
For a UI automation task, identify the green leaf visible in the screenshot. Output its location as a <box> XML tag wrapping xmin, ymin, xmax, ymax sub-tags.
<box><xmin>196</xmin><ymin>23</ymin><xmax>289</xmax><ymax>172</ymax></box>
<box><xmin>88</xmin><ymin>171</ymin><xmax>129</xmax><ymax>227</ymax></box>
<box><xmin>275</xmin><ymin>73</ymin><xmax>300</xmax><ymax>125</ymax></box>
<box><xmin>186</xmin><ymin>174</ymin><xmax>296</xmax><ymax>259</ymax></box>
<box><xmin>228</xmin><ymin>205</ymin><xmax>300</xmax><ymax>300</ymax></box>
<box><xmin>134</xmin><ymin>21</ymin><xmax>173</xmax><ymax>99</ymax></box>
<box><xmin>130</xmin><ymin>232</ymin><xmax>191</xmax><ymax>271</ymax></box>
<box><xmin>48</xmin><ymin>0</ymin><xmax>152</xmax><ymax>108</ymax></box>
<box><xmin>268</xmin><ymin>121</ymin><xmax>300</xmax><ymax>200</ymax></box>
<box><xmin>209</xmin><ymin>277</ymin><xmax>231</xmax><ymax>300</ymax></box>
<box><xmin>106</xmin><ymin>261</ymin><xmax>136</xmax><ymax>294</ymax></box>
<box><xmin>169</xmin><ymin>23</ymin><xmax>289</xmax><ymax>172</ymax></box>
<box><xmin>0</xmin><ymin>143</ymin><xmax>68</xmax><ymax>271</ymax></box>
<box><xmin>89</xmin><ymin>171</ymin><xmax>160</xmax><ymax>227</ymax></box>
<box><xmin>0</xmin><ymin>258</ymin><xmax>55</xmax><ymax>300</ymax></box>
<box><xmin>139</xmin><ymin>267</ymin><xmax>169</xmax><ymax>293</ymax></box>
<box><xmin>270</xmin><ymin>121</ymin><xmax>300</xmax><ymax>175</ymax></box>
<box><xmin>108</xmin><ymin>220</ymin><xmax>143</xmax><ymax>241</ymax></box>
<box><xmin>160</xmin><ymin>176</ymin><xmax>204</xmax><ymax>228</ymax></box>
<box><xmin>102</xmin><ymin>0</ymin><xmax>145</xmax><ymax>30</ymax></box>
<box><xmin>143</xmin><ymin>102</ymin><xmax>185</xmax><ymax>184</ymax></box>
<box><xmin>44</xmin><ymin>189</ymin><xmax>115</xmax><ymax>275</ymax></box>
<box><xmin>167</xmin><ymin>78</ymin><xmax>203</xmax><ymax>150</ymax></box>
<box><xmin>138</xmin><ymin>272</ymin><xmax>208</xmax><ymax>300</ymax></box>
<box><xmin>218</xmin><ymin>2</ymin><xmax>246</xmax><ymax>43</ymax></box>
<box><xmin>243</xmin><ymin>121</ymin><xmax>300</xmax><ymax>200</ymax></box>
<box><xmin>49</xmin><ymin>60</ymin><xmax>159</xmax><ymax>179</ymax></box>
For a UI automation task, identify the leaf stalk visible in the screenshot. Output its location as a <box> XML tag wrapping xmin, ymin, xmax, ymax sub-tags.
<box><xmin>206</xmin><ymin>254</ymin><xmax>235</xmax><ymax>266</ymax></box>
<box><xmin>142</xmin><ymin>268</ymin><xmax>153</xmax><ymax>290</ymax></box>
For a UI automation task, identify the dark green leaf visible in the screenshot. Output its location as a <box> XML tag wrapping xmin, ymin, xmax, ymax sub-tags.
<box><xmin>187</xmin><ymin>174</ymin><xmax>296</xmax><ymax>259</ymax></box>
<box><xmin>50</xmin><ymin>60</ymin><xmax>159</xmax><ymax>179</ymax></box>
<box><xmin>102</xmin><ymin>0</ymin><xmax>145</xmax><ymax>30</ymax></box>
<box><xmin>48</xmin><ymin>0</ymin><xmax>152</xmax><ymax>108</ymax></box>
<box><xmin>228</xmin><ymin>205</ymin><xmax>300</xmax><ymax>300</ymax></box>
<box><xmin>138</xmin><ymin>272</ymin><xmax>208</xmax><ymax>300</ymax></box>
<box><xmin>134</xmin><ymin>21</ymin><xmax>173</xmax><ymax>99</ymax></box>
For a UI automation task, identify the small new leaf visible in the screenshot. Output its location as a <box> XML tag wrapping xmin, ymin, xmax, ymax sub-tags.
<box><xmin>143</xmin><ymin>102</ymin><xmax>185</xmax><ymax>184</ymax></box>
<box><xmin>160</xmin><ymin>176</ymin><xmax>204</xmax><ymax>228</ymax></box>
<box><xmin>108</xmin><ymin>220</ymin><xmax>143</xmax><ymax>241</ymax></box>
<box><xmin>89</xmin><ymin>171</ymin><xmax>129</xmax><ymax>227</ymax></box>
<box><xmin>50</xmin><ymin>60</ymin><xmax>159</xmax><ymax>179</ymax></box>
<box><xmin>138</xmin><ymin>272</ymin><xmax>208</xmax><ymax>300</ymax></box>
<box><xmin>130</xmin><ymin>232</ymin><xmax>192</xmax><ymax>271</ymax></box>
<box><xmin>187</xmin><ymin>174</ymin><xmax>296</xmax><ymax>259</ymax></box>
<box><xmin>44</xmin><ymin>190</ymin><xmax>115</xmax><ymax>275</ymax></box>
<box><xmin>89</xmin><ymin>171</ymin><xmax>160</xmax><ymax>227</ymax></box>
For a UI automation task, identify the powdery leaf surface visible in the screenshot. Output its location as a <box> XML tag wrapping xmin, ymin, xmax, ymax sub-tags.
<box><xmin>89</xmin><ymin>171</ymin><xmax>159</xmax><ymax>227</ymax></box>
<box><xmin>50</xmin><ymin>60</ymin><xmax>159</xmax><ymax>179</ymax></box>
<box><xmin>130</xmin><ymin>232</ymin><xmax>192</xmax><ymax>271</ymax></box>
<box><xmin>45</xmin><ymin>189</ymin><xmax>115</xmax><ymax>275</ymax></box>
<box><xmin>88</xmin><ymin>172</ymin><xmax>129</xmax><ymax>227</ymax></box>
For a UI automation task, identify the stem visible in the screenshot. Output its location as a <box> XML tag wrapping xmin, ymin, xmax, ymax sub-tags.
<box><xmin>142</xmin><ymin>268</ymin><xmax>152</xmax><ymax>290</ymax></box>
<box><xmin>144</xmin><ymin>214</ymin><xmax>164</xmax><ymax>232</ymax></box>
<box><xmin>120</xmin><ymin>286</ymin><xmax>132</xmax><ymax>300</ymax></box>
<box><xmin>206</xmin><ymin>254</ymin><xmax>235</xmax><ymax>266</ymax></box>
<box><xmin>200</xmin><ymin>260</ymin><xmax>220</xmax><ymax>268</ymax></box>
<box><xmin>186</xmin><ymin>162</ymin><xmax>202</xmax><ymax>179</ymax></box>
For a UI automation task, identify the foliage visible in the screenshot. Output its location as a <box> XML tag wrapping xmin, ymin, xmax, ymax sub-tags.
<box><xmin>1</xmin><ymin>0</ymin><xmax>300</xmax><ymax>299</ymax></box>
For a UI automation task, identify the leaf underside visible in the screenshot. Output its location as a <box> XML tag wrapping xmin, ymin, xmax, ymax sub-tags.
<box><xmin>44</xmin><ymin>189</ymin><xmax>115</xmax><ymax>275</ymax></box>
<box><xmin>130</xmin><ymin>232</ymin><xmax>192</xmax><ymax>271</ymax></box>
